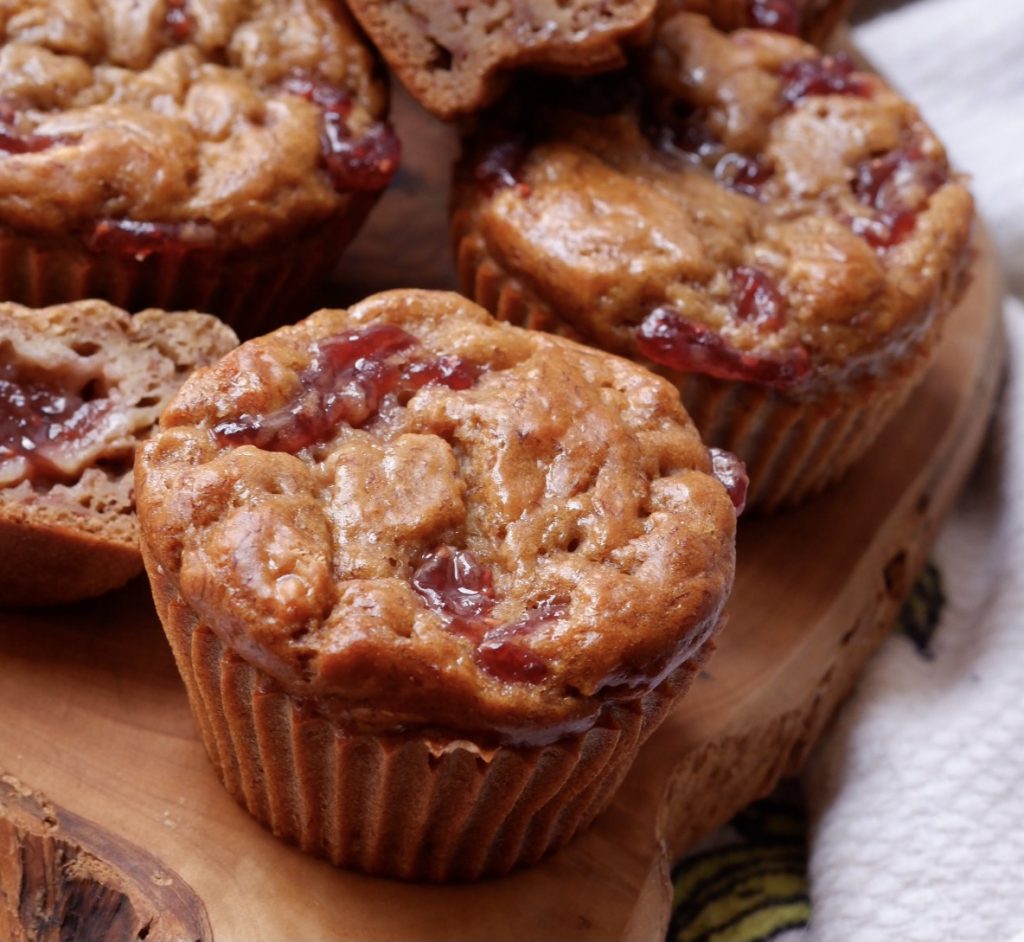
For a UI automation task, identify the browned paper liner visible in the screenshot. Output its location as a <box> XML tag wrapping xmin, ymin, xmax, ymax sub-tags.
<box><xmin>454</xmin><ymin>223</ymin><xmax>929</xmax><ymax>512</ymax></box>
<box><xmin>147</xmin><ymin>563</ymin><xmax>704</xmax><ymax>882</ymax></box>
<box><xmin>0</xmin><ymin>193</ymin><xmax>377</xmax><ymax>336</ymax></box>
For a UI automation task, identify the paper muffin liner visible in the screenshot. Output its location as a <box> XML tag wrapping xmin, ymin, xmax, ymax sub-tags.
<box><xmin>148</xmin><ymin>564</ymin><xmax>706</xmax><ymax>882</ymax></box>
<box><xmin>455</xmin><ymin>224</ymin><xmax>935</xmax><ymax>512</ymax></box>
<box><xmin>0</xmin><ymin>193</ymin><xmax>377</xmax><ymax>337</ymax></box>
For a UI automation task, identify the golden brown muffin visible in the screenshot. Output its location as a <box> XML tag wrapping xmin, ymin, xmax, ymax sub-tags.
<box><xmin>0</xmin><ymin>0</ymin><xmax>397</xmax><ymax>334</ymax></box>
<box><xmin>660</xmin><ymin>0</ymin><xmax>851</xmax><ymax>44</ymax></box>
<box><xmin>344</xmin><ymin>0</ymin><xmax>656</xmax><ymax>120</ymax></box>
<box><xmin>135</xmin><ymin>289</ymin><xmax>739</xmax><ymax>880</ymax></box>
<box><xmin>452</xmin><ymin>13</ymin><xmax>973</xmax><ymax>509</ymax></box>
<box><xmin>0</xmin><ymin>300</ymin><xmax>237</xmax><ymax>606</ymax></box>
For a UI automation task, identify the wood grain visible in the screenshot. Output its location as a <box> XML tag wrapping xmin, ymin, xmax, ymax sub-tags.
<box><xmin>0</xmin><ymin>773</ymin><xmax>210</xmax><ymax>942</ymax></box>
<box><xmin>0</xmin><ymin>85</ymin><xmax>1005</xmax><ymax>941</ymax></box>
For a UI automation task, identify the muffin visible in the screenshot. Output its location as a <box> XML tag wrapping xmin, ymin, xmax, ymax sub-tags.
<box><xmin>0</xmin><ymin>0</ymin><xmax>397</xmax><ymax>335</ymax></box>
<box><xmin>343</xmin><ymin>0</ymin><xmax>656</xmax><ymax>120</ymax></box>
<box><xmin>135</xmin><ymin>289</ymin><xmax>740</xmax><ymax>880</ymax></box>
<box><xmin>660</xmin><ymin>0</ymin><xmax>851</xmax><ymax>43</ymax></box>
<box><xmin>0</xmin><ymin>299</ymin><xmax>237</xmax><ymax>607</ymax></box>
<box><xmin>452</xmin><ymin>13</ymin><xmax>974</xmax><ymax>510</ymax></box>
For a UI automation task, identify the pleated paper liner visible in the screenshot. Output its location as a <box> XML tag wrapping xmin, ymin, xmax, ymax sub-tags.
<box><xmin>147</xmin><ymin>565</ymin><xmax>708</xmax><ymax>882</ymax></box>
<box><xmin>455</xmin><ymin>223</ymin><xmax>935</xmax><ymax>512</ymax></box>
<box><xmin>0</xmin><ymin>192</ymin><xmax>377</xmax><ymax>338</ymax></box>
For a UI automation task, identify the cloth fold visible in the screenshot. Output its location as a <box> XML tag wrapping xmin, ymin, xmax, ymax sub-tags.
<box><xmin>805</xmin><ymin>1</ymin><xmax>1024</xmax><ymax>938</ymax></box>
<box><xmin>668</xmin><ymin>2</ymin><xmax>1024</xmax><ymax>938</ymax></box>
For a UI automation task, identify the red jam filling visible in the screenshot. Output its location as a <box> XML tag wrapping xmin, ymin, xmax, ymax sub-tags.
<box><xmin>709</xmin><ymin>448</ymin><xmax>749</xmax><ymax>515</ymax></box>
<box><xmin>85</xmin><ymin>220</ymin><xmax>211</xmax><ymax>259</ymax></box>
<box><xmin>412</xmin><ymin>547</ymin><xmax>562</xmax><ymax>683</ymax></box>
<box><xmin>0</xmin><ymin>364</ymin><xmax>110</xmax><ymax>482</ymax></box>
<box><xmin>851</xmin><ymin>147</ymin><xmax>947</xmax><ymax>248</ymax></box>
<box><xmin>779</xmin><ymin>53</ymin><xmax>872</xmax><ymax>106</ymax></box>
<box><xmin>748</xmin><ymin>0</ymin><xmax>801</xmax><ymax>34</ymax></box>
<box><xmin>400</xmin><ymin>356</ymin><xmax>481</xmax><ymax>392</ymax></box>
<box><xmin>636</xmin><ymin>306</ymin><xmax>810</xmax><ymax>389</ymax></box>
<box><xmin>0</xmin><ymin>126</ymin><xmax>67</xmax><ymax>155</ymax></box>
<box><xmin>0</xmin><ymin>100</ymin><xmax>71</xmax><ymax>155</ymax></box>
<box><xmin>475</xmin><ymin>640</ymin><xmax>549</xmax><ymax>684</ymax></box>
<box><xmin>165</xmin><ymin>0</ymin><xmax>194</xmax><ymax>41</ymax></box>
<box><xmin>213</xmin><ymin>325</ymin><xmax>481</xmax><ymax>452</ymax></box>
<box><xmin>730</xmin><ymin>266</ymin><xmax>786</xmax><ymax>330</ymax></box>
<box><xmin>412</xmin><ymin>546</ymin><xmax>496</xmax><ymax>623</ymax></box>
<box><xmin>474</xmin><ymin>136</ymin><xmax>531</xmax><ymax>197</ymax></box>
<box><xmin>282</xmin><ymin>75</ymin><xmax>399</xmax><ymax>193</ymax></box>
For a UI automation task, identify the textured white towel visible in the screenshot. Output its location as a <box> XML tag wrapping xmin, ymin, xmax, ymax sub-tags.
<box><xmin>804</xmin><ymin>2</ymin><xmax>1024</xmax><ymax>939</ymax></box>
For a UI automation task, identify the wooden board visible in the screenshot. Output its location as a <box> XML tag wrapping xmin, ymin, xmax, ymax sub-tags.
<box><xmin>0</xmin><ymin>86</ymin><xmax>1005</xmax><ymax>941</ymax></box>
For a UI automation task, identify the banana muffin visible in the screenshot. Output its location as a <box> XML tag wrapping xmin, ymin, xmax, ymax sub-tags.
<box><xmin>0</xmin><ymin>0</ymin><xmax>397</xmax><ymax>334</ymax></box>
<box><xmin>452</xmin><ymin>13</ymin><xmax>974</xmax><ymax>509</ymax></box>
<box><xmin>344</xmin><ymin>0</ymin><xmax>656</xmax><ymax>120</ymax></box>
<box><xmin>135</xmin><ymin>289</ymin><xmax>740</xmax><ymax>880</ymax></box>
<box><xmin>661</xmin><ymin>0</ymin><xmax>851</xmax><ymax>43</ymax></box>
<box><xmin>0</xmin><ymin>299</ymin><xmax>236</xmax><ymax>606</ymax></box>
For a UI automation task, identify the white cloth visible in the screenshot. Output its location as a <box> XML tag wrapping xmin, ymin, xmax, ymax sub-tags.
<box><xmin>804</xmin><ymin>2</ymin><xmax>1024</xmax><ymax>939</ymax></box>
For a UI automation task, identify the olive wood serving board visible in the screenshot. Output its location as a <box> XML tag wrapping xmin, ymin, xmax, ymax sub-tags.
<box><xmin>0</xmin><ymin>86</ymin><xmax>1005</xmax><ymax>941</ymax></box>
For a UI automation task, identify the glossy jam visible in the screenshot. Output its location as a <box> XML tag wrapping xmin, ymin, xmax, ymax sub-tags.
<box><xmin>779</xmin><ymin>53</ymin><xmax>871</xmax><ymax>106</ymax></box>
<box><xmin>731</xmin><ymin>266</ymin><xmax>786</xmax><ymax>330</ymax></box>
<box><xmin>213</xmin><ymin>326</ymin><xmax>481</xmax><ymax>452</ymax></box>
<box><xmin>748</xmin><ymin>0</ymin><xmax>801</xmax><ymax>34</ymax></box>
<box><xmin>0</xmin><ymin>100</ymin><xmax>69</xmax><ymax>155</ymax></box>
<box><xmin>412</xmin><ymin>546</ymin><xmax>496</xmax><ymax>622</ymax></box>
<box><xmin>0</xmin><ymin>364</ymin><xmax>109</xmax><ymax>482</ymax></box>
<box><xmin>0</xmin><ymin>126</ymin><xmax>65</xmax><ymax>155</ymax></box>
<box><xmin>474</xmin><ymin>136</ymin><xmax>530</xmax><ymax>197</ymax></box>
<box><xmin>709</xmin><ymin>448</ymin><xmax>749</xmax><ymax>515</ymax></box>
<box><xmin>86</xmin><ymin>219</ymin><xmax>200</xmax><ymax>258</ymax></box>
<box><xmin>636</xmin><ymin>306</ymin><xmax>810</xmax><ymax>389</ymax></box>
<box><xmin>401</xmin><ymin>356</ymin><xmax>481</xmax><ymax>392</ymax></box>
<box><xmin>411</xmin><ymin>549</ymin><xmax>562</xmax><ymax>683</ymax></box>
<box><xmin>165</xmin><ymin>0</ymin><xmax>193</xmax><ymax>41</ymax></box>
<box><xmin>852</xmin><ymin>147</ymin><xmax>946</xmax><ymax>248</ymax></box>
<box><xmin>322</xmin><ymin>123</ymin><xmax>401</xmax><ymax>193</ymax></box>
<box><xmin>475</xmin><ymin>640</ymin><xmax>549</xmax><ymax>683</ymax></box>
<box><xmin>282</xmin><ymin>75</ymin><xmax>399</xmax><ymax>193</ymax></box>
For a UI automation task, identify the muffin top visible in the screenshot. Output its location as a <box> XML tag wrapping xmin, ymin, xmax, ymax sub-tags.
<box><xmin>136</xmin><ymin>290</ymin><xmax>738</xmax><ymax>744</ymax></box>
<box><xmin>659</xmin><ymin>0</ymin><xmax>848</xmax><ymax>44</ymax></box>
<box><xmin>453</xmin><ymin>14</ymin><xmax>973</xmax><ymax>399</ymax></box>
<box><xmin>0</xmin><ymin>0</ymin><xmax>395</xmax><ymax>249</ymax></box>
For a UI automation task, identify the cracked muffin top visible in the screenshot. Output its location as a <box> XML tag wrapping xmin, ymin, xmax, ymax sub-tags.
<box><xmin>453</xmin><ymin>13</ymin><xmax>973</xmax><ymax>399</ymax></box>
<box><xmin>136</xmin><ymin>290</ymin><xmax>738</xmax><ymax>744</ymax></box>
<box><xmin>344</xmin><ymin>0</ymin><xmax>656</xmax><ymax>120</ymax></box>
<box><xmin>0</xmin><ymin>0</ymin><xmax>396</xmax><ymax>249</ymax></box>
<box><xmin>660</xmin><ymin>0</ymin><xmax>850</xmax><ymax>43</ymax></box>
